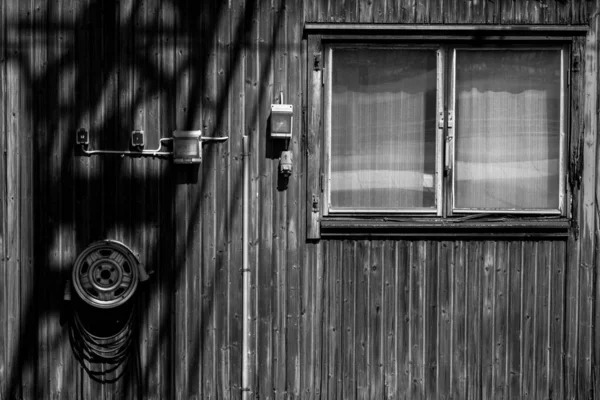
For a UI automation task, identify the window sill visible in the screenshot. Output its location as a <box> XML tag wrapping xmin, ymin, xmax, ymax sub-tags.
<box><xmin>319</xmin><ymin>216</ymin><xmax>571</xmax><ymax>239</ymax></box>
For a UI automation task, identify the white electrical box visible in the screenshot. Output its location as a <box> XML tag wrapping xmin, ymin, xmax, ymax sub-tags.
<box><xmin>270</xmin><ymin>104</ymin><xmax>293</xmax><ymax>139</ymax></box>
<box><xmin>173</xmin><ymin>130</ymin><xmax>202</xmax><ymax>164</ymax></box>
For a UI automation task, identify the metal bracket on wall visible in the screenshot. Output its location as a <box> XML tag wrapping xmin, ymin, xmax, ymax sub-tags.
<box><xmin>75</xmin><ymin>128</ymin><xmax>228</xmax><ymax>160</ymax></box>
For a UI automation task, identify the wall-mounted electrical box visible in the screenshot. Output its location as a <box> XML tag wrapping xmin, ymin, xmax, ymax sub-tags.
<box><xmin>270</xmin><ymin>104</ymin><xmax>293</xmax><ymax>139</ymax></box>
<box><xmin>173</xmin><ymin>130</ymin><xmax>202</xmax><ymax>164</ymax></box>
<box><xmin>76</xmin><ymin>128</ymin><xmax>89</xmax><ymax>145</ymax></box>
<box><xmin>131</xmin><ymin>130</ymin><xmax>145</xmax><ymax>147</ymax></box>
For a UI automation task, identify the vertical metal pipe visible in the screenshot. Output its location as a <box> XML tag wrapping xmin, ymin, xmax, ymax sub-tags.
<box><xmin>241</xmin><ymin>135</ymin><xmax>251</xmax><ymax>398</ymax></box>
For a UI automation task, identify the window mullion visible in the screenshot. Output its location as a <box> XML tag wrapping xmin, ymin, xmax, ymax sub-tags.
<box><xmin>436</xmin><ymin>47</ymin><xmax>445</xmax><ymax>217</ymax></box>
<box><xmin>445</xmin><ymin>47</ymin><xmax>457</xmax><ymax>217</ymax></box>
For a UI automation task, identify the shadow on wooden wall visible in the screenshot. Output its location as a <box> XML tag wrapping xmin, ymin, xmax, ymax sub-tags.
<box><xmin>1</xmin><ymin>0</ymin><xmax>283</xmax><ymax>397</ymax></box>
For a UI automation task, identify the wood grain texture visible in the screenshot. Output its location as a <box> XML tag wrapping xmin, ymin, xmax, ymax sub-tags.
<box><xmin>0</xmin><ymin>0</ymin><xmax>6</xmax><ymax>396</ymax></box>
<box><xmin>0</xmin><ymin>0</ymin><xmax>598</xmax><ymax>399</ymax></box>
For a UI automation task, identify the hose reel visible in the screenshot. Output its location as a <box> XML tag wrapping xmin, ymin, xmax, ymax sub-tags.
<box><xmin>72</xmin><ymin>240</ymin><xmax>147</xmax><ymax>309</ymax></box>
<box><xmin>68</xmin><ymin>239</ymin><xmax>149</xmax><ymax>383</ymax></box>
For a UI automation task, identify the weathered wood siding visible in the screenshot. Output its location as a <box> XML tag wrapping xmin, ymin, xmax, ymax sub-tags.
<box><xmin>0</xmin><ymin>0</ymin><xmax>598</xmax><ymax>399</ymax></box>
<box><xmin>309</xmin><ymin>240</ymin><xmax>566</xmax><ymax>399</ymax></box>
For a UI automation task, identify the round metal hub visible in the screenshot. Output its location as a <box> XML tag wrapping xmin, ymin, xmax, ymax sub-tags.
<box><xmin>72</xmin><ymin>240</ymin><xmax>140</xmax><ymax>309</ymax></box>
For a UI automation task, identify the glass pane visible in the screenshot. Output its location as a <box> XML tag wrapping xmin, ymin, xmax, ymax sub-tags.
<box><xmin>330</xmin><ymin>48</ymin><xmax>437</xmax><ymax>211</ymax></box>
<box><xmin>454</xmin><ymin>50</ymin><xmax>562</xmax><ymax>210</ymax></box>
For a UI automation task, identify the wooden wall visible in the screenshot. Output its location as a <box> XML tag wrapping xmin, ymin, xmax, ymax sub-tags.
<box><xmin>0</xmin><ymin>0</ymin><xmax>598</xmax><ymax>399</ymax></box>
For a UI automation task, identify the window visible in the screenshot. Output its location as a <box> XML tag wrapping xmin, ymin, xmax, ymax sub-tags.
<box><xmin>322</xmin><ymin>43</ymin><xmax>568</xmax><ymax>217</ymax></box>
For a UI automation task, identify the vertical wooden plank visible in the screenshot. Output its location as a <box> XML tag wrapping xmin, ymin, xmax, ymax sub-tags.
<box><xmin>0</xmin><ymin>0</ymin><xmax>7</xmax><ymax>393</ymax></box>
<box><xmin>443</xmin><ymin>0</ymin><xmax>459</xmax><ymax>23</ymax></box>
<box><xmin>82</xmin><ymin>0</ymin><xmax>107</xmax><ymax>396</ymax></box>
<box><xmin>333</xmin><ymin>242</ymin><xmax>343</xmax><ymax>400</ymax></box>
<box><xmin>115</xmin><ymin>1</ymin><xmax>134</xmax><ymax>394</ymax></box>
<box><xmin>549</xmin><ymin>241</ymin><xmax>565</xmax><ymax>400</ymax></box>
<box><xmin>535</xmin><ymin>242</ymin><xmax>551</xmax><ymax>399</ymax></box>
<box><xmin>256</xmin><ymin>0</ymin><xmax>275</xmax><ymax>396</ymax></box>
<box><xmin>326</xmin><ymin>242</ymin><xmax>341</xmax><ymax>399</ymax></box>
<box><xmin>507</xmin><ymin>242</ymin><xmax>523</xmax><ymax>399</ymax></box>
<box><xmin>457</xmin><ymin>0</ymin><xmax>471</xmax><ymax>23</ymax></box>
<box><xmin>329</xmin><ymin>0</ymin><xmax>342</xmax><ymax>22</ymax></box>
<box><xmin>424</xmin><ymin>241</ymin><xmax>437</xmax><ymax>400</ymax></box>
<box><xmin>173</xmin><ymin>0</ymin><xmax>192</xmax><ymax>397</ymax></box>
<box><xmin>300</xmin><ymin>245</ymin><xmax>315</xmax><ymax>398</ymax></box>
<box><xmin>595</xmin><ymin>5</ymin><xmax>600</xmax><ymax>397</ymax></box>
<box><xmin>19</xmin><ymin>0</ymin><xmax>35</xmax><ymax>395</ymax></box>
<box><xmin>359</xmin><ymin>0</ymin><xmax>375</xmax><ymax>22</ymax></box>
<box><xmin>158</xmin><ymin>1</ymin><xmax>175</xmax><ymax>398</ymax></box>
<box><xmin>355</xmin><ymin>240</ymin><xmax>369</xmax><ymax>399</ymax></box>
<box><xmin>319</xmin><ymin>243</ymin><xmax>331</xmax><ymax>398</ymax></box>
<box><xmin>396</xmin><ymin>241</ymin><xmax>410</xmax><ymax>398</ymax></box>
<box><xmin>313</xmin><ymin>242</ymin><xmax>325</xmax><ymax>399</ymax></box>
<box><xmin>542</xmin><ymin>0</ymin><xmax>557</xmax><ymax>24</ymax></box>
<box><xmin>318</xmin><ymin>0</ymin><xmax>329</xmax><ymax>22</ymax></box>
<box><xmin>492</xmin><ymin>241</ymin><xmax>508</xmax><ymax>398</ymax></box>
<box><xmin>32</xmin><ymin>0</ymin><xmax>48</xmax><ymax>397</ymax></box>
<box><xmin>415</xmin><ymin>0</ymin><xmax>428</xmax><ymax>23</ymax></box>
<box><xmin>271</xmin><ymin>2</ymin><xmax>288</xmax><ymax>397</ymax></box>
<box><xmin>486</xmin><ymin>0</ymin><xmax>500</xmax><ymax>23</ymax></box>
<box><xmin>368</xmin><ymin>241</ymin><xmax>384</xmax><ymax>400</ymax></box>
<box><xmin>409</xmin><ymin>241</ymin><xmax>425</xmax><ymax>399</ymax></box>
<box><xmin>72</xmin><ymin>0</ymin><xmax>95</xmax><ymax>394</ymax></box>
<box><xmin>202</xmin><ymin>0</ymin><xmax>220</xmax><ymax>398</ymax></box>
<box><xmin>5</xmin><ymin>0</ymin><xmax>22</xmax><ymax>397</ymax></box>
<box><xmin>523</xmin><ymin>0</ymin><xmax>542</xmax><ymax>24</ymax></box>
<box><xmin>429</xmin><ymin>0</ymin><xmax>443</xmax><ymax>23</ymax></box>
<box><xmin>521</xmin><ymin>242</ymin><xmax>537</xmax><ymax>398</ymax></box>
<box><xmin>466</xmin><ymin>242</ymin><xmax>481</xmax><ymax>400</ymax></box>
<box><xmin>325</xmin><ymin>0</ymin><xmax>336</xmax><ymax>22</ymax></box>
<box><xmin>565</xmin><ymin>35</ymin><xmax>585</xmax><ymax>400</ymax></box>
<box><xmin>63</xmin><ymin>0</ymin><xmax>80</xmax><ymax>394</ymax></box>
<box><xmin>381</xmin><ymin>241</ymin><xmax>400</xmax><ymax>398</ymax></box>
<box><xmin>556</xmin><ymin>0</ymin><xmax>570</xmax><ymax>24</ymax></box>
<box><xmin>371</xmin><ymin>0</ymin><xmax>385</xmax><ymax>22</ymax></box>
<box><xmin>285</xmin><ymin>0</ymin><xmax>302</xmax><ymax>395</ymax></box>
<box><xmin>500</xmin><ymin>0</ymin><xmax>515</xmax><ymax>24</ymax></box>
<box><xmin>571</xmin><ymin>0</ymin><xmax>586</xmax><ymax>24</ymax></box>
<box><xmin>245</xmin><ymin>0</ymin><xmax>260</xmax><ymax>396</ymax></box>
<box><xmin>344</xmin><ymin>0</ymin><xmax>359</xmax><ymax>22</ymax></box>
<box><xmin>451</xmin><ymin>242</ymin><xmax>466</xmax><ymax>399</ymax></box>
<box><xmin>228</xmin><ymin>0</ymin><xmax>245</xmax><ymax>396</ymax></box>
<box><xmin>386</xmin><ymin>0</ymin><xmax>401</xmax><ymax>22</ymax></box>
<box><xmin>306</xmin><ymin>34</ymin><xmax>321</xmax><ymax>239</ymax></box>
<box><xmin>470</xmin><ymin>0</ymin><xmax>486</xmax><ymax>23</ymax></box>
<box><xmin>138</xmin><ymin>1</ymin><xmax>163</xmax><ymax>398</ymax></box>
<box><xmin>481</xmin><ymin>242</ymin><xmax>495</xmax><ymax>400</ymax></box>
<box><xmin>577</xmin><ymin>12</ymin><xmax>598</xmax><ymax>398</ymax></box>
<box><xmin>437</xmin><ymin>242</ymin><xmax>451</xmax><ymax>399</ymax></box>
<box><xmin>342</xmin><ymin>242</ymin><xmax>357</xmax><ymax>400</ymax></box>
<box><xmin>402</xmin><ymin>0</ymin><xmax>417</xmax><ymax>23</ymax></box>
<box><xmin>383</xmin><ymin>241</ymin><xmax>397</xmax><ymax>398</ymax></box>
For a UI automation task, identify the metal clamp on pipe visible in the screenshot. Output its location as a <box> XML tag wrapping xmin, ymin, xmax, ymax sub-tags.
<box><xmin>172</xmin><ymin>130</ymin><xmax>229</xmax><ymax>164</ymax></box>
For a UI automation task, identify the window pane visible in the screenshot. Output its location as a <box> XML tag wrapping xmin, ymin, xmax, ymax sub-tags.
<box><xmin>330</xmin><ymin>48</ymin><xmax>437</xmax><ymax>211</ymax></box>
<box><xmin>454</xmin><ymin>50</ymin><xmax>561</xmax><ymax>211</ymax></box>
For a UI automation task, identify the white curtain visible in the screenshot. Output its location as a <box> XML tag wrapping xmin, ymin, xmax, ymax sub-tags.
<box><xmin>330</xmin><ymin>48</ymin><xmax>437</xmax><ymax>210</ymax></box>
<box><xmin>454</xmin><ymin>50</ymin><xmax>561</xmax><ymax>210</ymax></box>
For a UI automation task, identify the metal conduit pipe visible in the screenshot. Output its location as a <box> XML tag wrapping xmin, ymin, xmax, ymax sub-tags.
<box><xmin>79</xmin><ymin>136</ymin><xmax>228</xmax><ymax>157</ymax></box>
<box><xmin>242</xmin><ymin>135</ymin><xmax>251</xmax><ymax>398</ymax></box>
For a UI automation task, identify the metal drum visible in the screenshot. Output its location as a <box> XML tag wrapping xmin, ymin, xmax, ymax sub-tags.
<box><xmin>72</xmin><ymin>240</ymin><xmax>140</xmax><ymax>309</ymax></box>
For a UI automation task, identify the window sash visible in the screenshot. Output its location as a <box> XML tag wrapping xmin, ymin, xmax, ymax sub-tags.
<box><xmin>323</xmin><ymin>43</ymin><xmax>568</xmax><ymax>216</ymax></box>
<box><xmin>324</xmin><ymin>44</ymin><xmax>444</xmax><ymax>215</ymax></box>
<box><xmin>448</xmin><ymin>46</ymin><xmax>567</xmax><ymax>214</ymax></box>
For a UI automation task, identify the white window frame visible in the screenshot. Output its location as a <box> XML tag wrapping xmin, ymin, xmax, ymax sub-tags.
<box><xmin>447</xmin><ymin>45</ymin><xmax>569</xmax><ymax>215</ymax></box>
<box><xmin>322</xmin><ymin>42</ymin><xmax>569</xmax><ymax>217</ymax></box>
